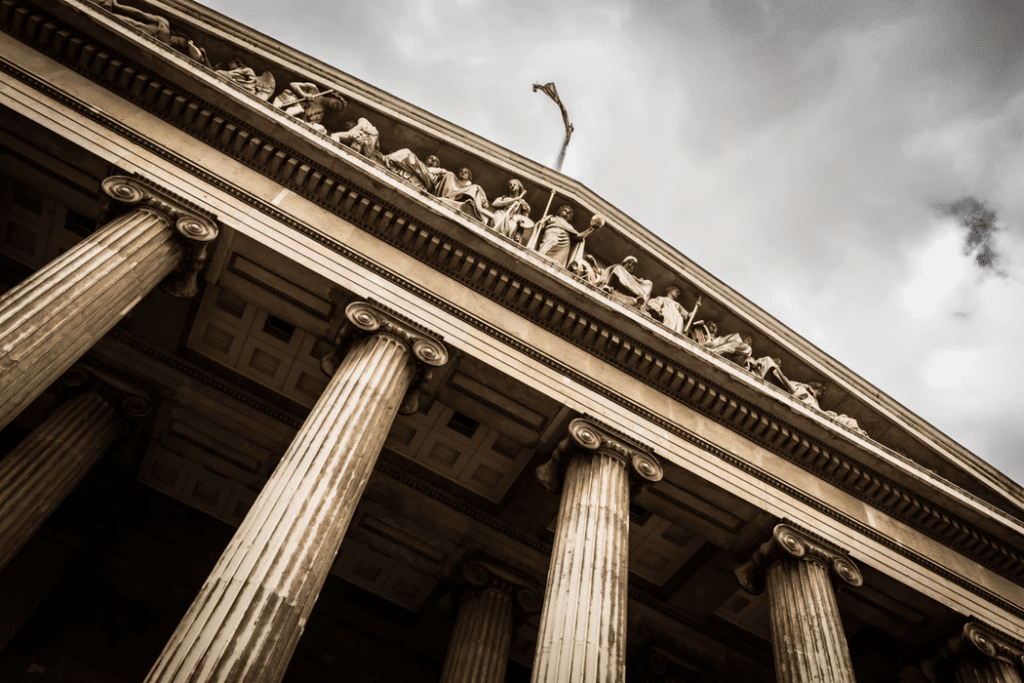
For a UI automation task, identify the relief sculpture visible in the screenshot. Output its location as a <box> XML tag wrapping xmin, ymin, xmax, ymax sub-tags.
<box><xmin>490</xmin><ymin>179</ymin><xmax>534</xmax><ymax>243</ymax></box>
<box><xmin>214</xmin><ymin>58</ymin><xmax>275</xmax><ymax>100</ymax></box>
<box><xmin>92</xmin><ymin>0</ymin><xmax>870</xmax><ymax>441</ymax></box>
<box><xmin>594</xmin><ymin>256</ymin><xmax>653</xmax><ymax>309</ymax></box>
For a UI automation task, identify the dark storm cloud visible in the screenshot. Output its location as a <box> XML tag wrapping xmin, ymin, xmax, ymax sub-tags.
<box><xmin>939</xmin><ymin>196</ymin><xmax>1002</xmax><ymax>271</ymax></box>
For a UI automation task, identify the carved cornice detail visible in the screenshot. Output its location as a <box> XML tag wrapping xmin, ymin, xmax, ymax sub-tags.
<box><xmin>460</xmin><ymin>559</ymin><xmax>542</xmax><ymax>614</ymax></box>
<box><xmin>5</xmin><ymin>1</ymin><xmax>1024</xmax><ymax>612</ymax></box>
<box><xmin>535</xmin><ymin>417</ymin><xmax>663</xmax><ymax>494</ymax></box>
<box><xmin>734</xmin><ymin>523</ymin><xmax>863</xmax><ymax>595</ymax></box>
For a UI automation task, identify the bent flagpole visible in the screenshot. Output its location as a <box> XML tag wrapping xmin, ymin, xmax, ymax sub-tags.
<box><xmin>532</xmin><ymin>82</ymin><xmax>573</xmax><ymax>173</ymax></box>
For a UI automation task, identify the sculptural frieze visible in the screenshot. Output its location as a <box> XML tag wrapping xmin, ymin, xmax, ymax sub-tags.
<box><xmin>431</xmin><ymin>165</ymin><xmax>491</xmax><ymax>222</ymax></box>
<box><xmin>490</xmin><ymin>179</ymin><xmax>533</xmax><ymax>243</ymax></box>
<box><xmin>330</xmin><ymin>117</ymin><xmax>383</xmax><ymax>163</ymax></box>
<box><xmin>80</xmin><ymin>0</ymin><xmax>873</xmax><ymax>442</ymax></box>
<box><xmin>594</xmin><ymin>256</ymin><xmax>653</xmax><ymax>309</ymax></box>
<box><xmin>272</xmin><ymin>82</ymin><xmax>346</xmax><ymax>134</ymax></box>
<box><xmin>645</xmin><ymin>287</ymin><xmax>694</xmax><ymax>335</ymax></box>
<box><xmin>90</xmin><ymin>0</ymin><xmax>212</xmax><ymax>66</ymax></box>
<box><xmin>214</xmin><ymin>57</ymin><xmax>275</xmax><ymax>101</ymax></box>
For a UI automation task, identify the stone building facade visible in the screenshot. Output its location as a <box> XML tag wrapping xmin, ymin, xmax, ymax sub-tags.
<box><xmin>0</xmin><ymin>1</ymin><xmax>1022</xmax><ymax>681</ymax></box>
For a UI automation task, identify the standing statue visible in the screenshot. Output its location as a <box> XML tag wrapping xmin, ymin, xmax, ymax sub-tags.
<box><xmin>273</xmin><ymin>82</ymin><xmax>346</xmax><ymax>134</ymax></box>
<box><xmin>90</xmin><ymin>0</ymin><xmax>211</xmax><ymax>66</ymax></box>
<box><xmin>330</xmin><ymin>118</ymin><xmax>383</xmax><ymax>163</ymax></box>
<box><xmin>214</xmin><ymin>57</ymin><xmax>275</xmax><ymax>100</ymax></box>
<box><xmin>490</xmin><ymin>179</ymin><xmax>534</xmax><ymax>243</ymax></box>
<box><xmin>646</xmin><ymin>286</ymin><xmax>692</xmax><ymax>335</ymax></box>
<box><xmin>534</xmin><ymin>206</ymin><xmax>603</xmax><ymax>269</ymax></box>
<box><xmin>594</xmin><ymin>256</ymin><xmax>654</xmax><ymax>308</ymax></box>
<box><xmin>432</xmin><ymin>166</ymin><xmax>491</xmax><ymax>222</ymax></box>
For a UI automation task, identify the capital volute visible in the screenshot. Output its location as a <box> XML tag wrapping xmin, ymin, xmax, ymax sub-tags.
<box><xmin>460</xmin><ymin>560</ymin><xmax>542</xmax><ymax>614</ymax></box>
<box><xmin>319</xmin><ymin>300</ymin><xmax>448</xmax><ymax>414</ymax></box>
<box><xmin>734</xmin><ymin>524</ymin><xmax>863</xmax><ymax>595</ymax></box>
<box><xmin>535</xmin><ymin>417</ymin><xmax>663</xmax><ymax>494</ymax></box>
<box><xmin>102</xmin><ymin>176</ymin><xmax>220</xmax><ymax>298</ymax></box>
<box><xmin>102</xmin><ymin>175</ymin><xmax>219</xmax><ymax>244</ymax></box>
<box><xmin>59</xmin><ymin>365</ymin><xmax>154</xmax><ymax>421</ymax></box>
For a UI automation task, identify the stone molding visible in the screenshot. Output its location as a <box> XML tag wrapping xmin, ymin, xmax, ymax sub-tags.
<box><xmin>535</xmin><ymin>416</ymin><xmax>663</xmax><ymax>494</ymax></box>
<box><xmin>734</xmin><ymin>523</ymin><xmax>863</xmax><ymax>595</ymax></box>
<box><xmin>5</xmin><ymin>0</ymin><xmax>1024</xmax><ymax>613</ymax></box>
<box><xmin>460</xmin><ymin>559</ymin><xmax>542</xmax><ymax>615</ymax></box>
<box><xmin>101</xmin><ymin>175</ymin><xmax>219</xmax><ymax>297</ymax></box>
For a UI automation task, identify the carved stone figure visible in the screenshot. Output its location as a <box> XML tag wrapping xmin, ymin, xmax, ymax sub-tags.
<box><xmin>825</xmin><ymin>411</ymin><xmax>868</xmax><ymax>437</ymax></box>
<box><xmin>573</xmin><ymin>254</ymin><xmax>602</xmax><ymax>286</ymax></box>
<box><xmin>698</xmin><ymin>323</ymin><xmax>753</xmax><ymax>365</ymax></box>
<box><xmin>214</xmin><ymin>57</ymin><xmax>275</xmax><ymax>100</ymax></box>
<box><xmin>746</xmin><ymin>355</ymin><xmax>790</xmax><ymax>391</ymax></box>
<box><xmin>646</xmin><ymin>286</ymin><xmax>692</xmax><ymax>335</ymax></box>
<box><xmin>787</xmin><ymin>381</ymin><xmax>825</xmax><ymax>411</ymax></box>
<box><xmin>594</xmin><ymin>256</ymin><xmax>653</xmax><ymax>308</ymax></box>
<box><xmin>534</xmin><ymin>206</ymin><xmax>605</xmax><ymax>270</ymax></box>
<box><xmin>490</xmin><ymin>179</ymin><xmax>533</xmax><ymax>242</ymax></box>
<box><xmin>382</xmin><ymin>149</ymin><xmax>441</xmax><ymax>190</ymax></box>
<box><xmin>330</xmin><ymin>118</ymin><xmax>383</xmax><ymax>163</ymax></box>
<box><xmin>432</xmin><ymin>166</ymin><xmax>490</xmax><ymax>222</ymax></box>
<box><xmin>91</xmin><ymin>0</ymin><xmax>212</xmax><ymax>66</ymax></box>
<box><xmin>272</xmin><ymin>82</ymin><xmax>346</xmax><ymax>133</ymax></box>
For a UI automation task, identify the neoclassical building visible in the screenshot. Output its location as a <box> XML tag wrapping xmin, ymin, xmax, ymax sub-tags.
<box><xmin>1</xmin><ymin>1</ymin><xmax>1023</xmax><ymax>682</ymax></box>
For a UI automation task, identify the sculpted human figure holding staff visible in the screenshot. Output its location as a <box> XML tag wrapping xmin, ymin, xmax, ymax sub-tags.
<box><xmin>534</xmin><ymin>206</ymin><xmax>603</xmax><ymax>269</ymax></box>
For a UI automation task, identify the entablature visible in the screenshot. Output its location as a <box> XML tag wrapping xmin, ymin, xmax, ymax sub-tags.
<box><xmin>5</xmin><ymin>0</ymin><xmax>1024</xmax><ymax>620</ymax></box>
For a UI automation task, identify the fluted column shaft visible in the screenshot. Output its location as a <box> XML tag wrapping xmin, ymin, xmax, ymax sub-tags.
<box><xmin>0</xmin><ymin>390</ymin><xmax>122</xmax><ymax>571</ymax></box>
<box><xmin>441</xmin><ymin>586</ymin><xmax>514</xmax><ymax>683</ymax></box>
<box><xmin>531</xmin><ymin>419</ymin><xmax>662</xmax><ymax>683</ymax></box>
<box><xmin>735</xmin><ymin>524</ymin><xmax>863</xmax><ymax>683</ymax></box>
<box><xmin>766</xmin><ymin>558</ymin><xmax>856</xmax><ymax>683</ymax></box>
<box><xmin>145</xmin><ymin>302</ymin><xmax>447</xmax><ymax>683</ymax></box>
<box><xmin>533</xmin><ymin>450</ymin><xmax>630</xmax><ymax>683</ymax></box>
<box><xmin>955</xmin><ymin>657</ymin><xmax>1023</xmax><ymax>683</ymax></box>
<box><xmin>0</xmin><ymin>176</ymin><xmax>217</xmax><ymax>431</ymax></box>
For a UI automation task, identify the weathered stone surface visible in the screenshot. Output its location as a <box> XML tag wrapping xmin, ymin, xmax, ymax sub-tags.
<box><xmin>441</xmin><ymin>586</ymin><xmax>513</xmax><ymax>683</ymax></box>
<box><xmin>736</xmin><ymin>524</ymin><xmax>862</xmax><ymax>683</ymax></box>
<box><xmin>0</xmin><ymin>175</ymin><xmax>216</xmax><ymax>431</ymax></box>
<box><xmin>532</xmin><ymin>418</ymin><xmax>661</xmax><ymax>683</ymax></box>
<box><xmin>0</xmin><ymin>387</ymin><xmax>123</xmax><ymax>572</ymax></box>
<box><xmin>923</xmin><ymin>622</ymin><xmax>1024</xmax><ymax>683</ymax></box>
<box><xmin>144</xmin><ymin>301</ymin><xmax>446</xmax><ymax>683</ymax></box>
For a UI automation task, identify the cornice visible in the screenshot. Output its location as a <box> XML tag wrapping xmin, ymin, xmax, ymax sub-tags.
<box><xmin>4</xmin><ymin>0</ymin><xmax>1024</xmax><ymax>610</ymax></box>
<box><xmin>142</xmin><ymin>0</ymin><xmax>1023</xmax><ymax>515</ymax></box>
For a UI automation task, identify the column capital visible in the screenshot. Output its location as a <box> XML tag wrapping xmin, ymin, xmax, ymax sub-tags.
<box><xmin>60</xmin><ymin>364</ymin><xmax>153</xmax><ymax>420</ymax></box>
<box><xmin>102</xmin><ymin>176</ymin><xmax>219</xmax><ymax>298</ymax></box>
<box><xmin>320</xmin><ymin>300</ymin><xmax>448</xmax><ymax>414</ymax></box>
<box><xmin>921</xmin><ymin>621</ymin><xmax>1024</xmax><ymax>681</ymax></box>
<box><xmin>535</xmin><ymin>416</ymin><xmax>663</xmax><ymax>494</ymax></box>
<box><xmin>102</xmin><ymin>175</ymin><xmax>219</xmax><ymax>243</ymax></box>
<box><xmin>460</xmin><ymin>559</ymin><xmax>542</xmax><ymax>614</ymax></box>
<box><xmin>734</xmin><ymin>523</ymin><xmax>863</xmax><ymax>595</ymax></box>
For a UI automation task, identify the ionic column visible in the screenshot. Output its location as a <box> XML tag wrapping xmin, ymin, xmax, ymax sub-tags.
<box><xmin>921</xmin><ymin>622</ymin><xmax>1024</xmax><ymax>683</ymax></box>
<box><xmin>145</xmin><ymin>301</ymin><xmax>448</xmax><ymax>683</ymax></box>
<box><xmin>0</xmin><ymin>175</ymin><xmax>217</xmax><ymax>431</ymax></box>
<box><xmin>441</xmin><ymin>560</ymin><xmax>542</xmax><ymax>683</ymax></box>
<box><xmin>735</xmin><ymin>524</ymin><xmax>863</xmax><ymax>683</ymax></box>
<box><xmin>531</xmin><ymin>418</ymin><xmax>663</xmax><ymax>683</ymax></box>
<box><xmin>0</xmin><ymin>366</ymin><xmax>151</xmax><ymax>572</ymax></box>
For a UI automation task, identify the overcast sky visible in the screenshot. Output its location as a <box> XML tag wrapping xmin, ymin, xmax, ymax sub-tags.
<box><xmin>197</xmin><ymin>0</ymin><xmax>1024</xmax><ymax>485</ymax></box>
